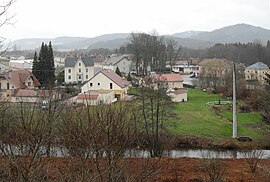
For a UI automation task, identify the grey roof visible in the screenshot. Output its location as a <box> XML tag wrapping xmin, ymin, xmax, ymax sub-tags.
<box><xmin>64</xmin><ymin>56</ymin><xmax>94</xmax><ymax>67</ymax></box>
<box><xmin>64</xmin><ymin>57</ymin><xmax>76</xmax><ymax>67</ymax></box>
<box><xmin>81</xmin><ymin>56</ymin><xmax>95</xmax><ymax>67</ymax></box>
<box><xmin>103</xmin><ymin>54</ymin><xmax>130</xmax><ymax>65</ymax></box>
<box><xmin>246</xmin><ymin>62</ymin><xmax>269</xmax><ymax>70</ymax></box>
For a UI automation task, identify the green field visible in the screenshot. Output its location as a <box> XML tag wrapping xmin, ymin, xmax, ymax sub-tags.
<box><xmin>168</xmin><ymin>89</ymin><xmax>269</xmax><ymax>140</ymax></box>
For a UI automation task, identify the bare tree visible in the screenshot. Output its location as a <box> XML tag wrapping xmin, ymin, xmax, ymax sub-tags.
<box><xmin>138</xmin><ymin>74</ymin><xmax>175</xmax><ymax>157</ymax></box>
<box><xmin>0</xmin><ymin>0</ymin><xmax>16</xmax><ymax>54</ymax></box>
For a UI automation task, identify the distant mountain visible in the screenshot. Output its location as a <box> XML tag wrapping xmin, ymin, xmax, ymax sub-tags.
<box><xmin>189</xmin><ymin>24</ymin><xmax>270</xmax><ymax>44</ymax></box>
<box><xmin>8</xmin><ymin>24</ymin><xmax>270</xmax><ymax>51</ymax></box>
<box><xmin>173</xmin><ymin>31</ymin><xmax>206</xmax><ymax>38</ymax></box>
<box><xmin>9</xmin><ymin>33</ymin><xmax>130</xmax><ymax>50</ymax></box>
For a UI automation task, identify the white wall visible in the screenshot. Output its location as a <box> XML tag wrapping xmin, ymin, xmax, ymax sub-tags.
<box><xmin>81</xmin><ymin>72</ymin><xmax>122</xmax><ymax>93</ymax></box>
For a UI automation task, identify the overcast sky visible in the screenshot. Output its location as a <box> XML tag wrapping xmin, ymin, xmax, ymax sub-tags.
<box><xmin>1</xmin><ymin>0</ymin><xmax>270</xmax><ymax>40</ymax></box>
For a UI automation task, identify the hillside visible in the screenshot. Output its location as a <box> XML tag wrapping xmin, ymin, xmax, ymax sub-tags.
<box><xmin>8</xmin><ymin>24</ymin><xmax>270</xmax><ymax>51</ymax></box>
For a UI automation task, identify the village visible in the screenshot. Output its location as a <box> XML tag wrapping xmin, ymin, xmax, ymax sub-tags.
<box><xmin>0</xmin><ymin>53</ymin><xmax>269</xmax><ymax>108</ymax></box>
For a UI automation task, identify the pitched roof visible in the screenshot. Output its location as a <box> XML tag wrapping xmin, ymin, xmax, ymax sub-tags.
<box><xmin>156</xmin><ymin>74</ymin><xmax>183</xmax><ymax>82</ymax></box>
<box><xmin>101</xmin><ymin>69</ymin><xmax>130</xmax><ymax>88</ymax></box>
<box><xmin>246</xmin><ymin>62</ymin><xmax>269</xmax><ymax>70</ymax></box>
<box><xmin>103</xmin><ymin>54</ymin><xmax>131</xmax><ymax>65</ymax></box>
<box><xmin>4</xmin><ymin>69</ymin><xmax>40</xmax><ymax>89</ymax></box>
<box><xmin>64</xmin><ymin>56</ymin><xmax>94</xmax><ymax>67</ymax></box>
<box><xmin>13</xmin><ymin>89</ymin><xmax>49</xmax><ymax>97</ymax></box>
<box><xmin>77</xmin><ymin>94</ymin><xmax>98</xmax><ymax>100</ymax></box>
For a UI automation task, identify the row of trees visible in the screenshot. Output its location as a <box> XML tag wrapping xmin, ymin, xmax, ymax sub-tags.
<box><xmin>126</xmin><ymin>32</ymin><xmax>181</xmax><ymax>75</ymax></box>
<box><xmin>32</xmin><ymin>42</ymin><xmax>55</xmax><ymax>87</ymax></box>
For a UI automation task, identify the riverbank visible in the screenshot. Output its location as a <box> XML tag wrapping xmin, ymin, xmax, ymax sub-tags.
<box><xmin>0</xmin><ymin>157</ymin><xmax>269</xmax><ymax>181</ymax></box>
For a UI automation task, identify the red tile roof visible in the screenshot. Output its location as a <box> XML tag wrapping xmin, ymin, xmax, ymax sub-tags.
<box><xmin>77</xmin><ymin>94</ymin><xmax>98</xmax><ymax>100</ymax></box>
<box><xmin>101</xmin><ymin>69</ymin><xmax>130</xmax><ymax>88</ymax></box>
<box><xmin>4</xmin><ymin>69</ymin><xmax>40</xmax><ymax>89</ymax></box>
<box><xmin>13</xmin><ymin>89</ymin><xmax>49</xmax><ymax>97</ymax></box>
<box><xmin>156</xmin><ymin>74</ymin><xmax>183</xmax><ymax>82</ymax></box>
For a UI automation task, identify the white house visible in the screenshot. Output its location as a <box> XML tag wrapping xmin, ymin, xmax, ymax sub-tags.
<box><xmin>76</xmin><ymin>90</ymin><xmax>116</xmax><ymax>106</ymax></box>
<box><xmin>102</xmin><ymin>54</ymin><xmax>132</xmax><ymax>74</ymax></box>
<box><xmin>64</xmin><ymin>56</ymin><xmax>95</xmax><ymax>84</ymax></box>
<box><xmin>171</xmin><ymin>64</ymin><xmax>200</xmax><ymax>74</ymax></box>
<box><xmin>9</xmin><ymin>59</ymin><xmax>33</xmax><ymax>70</ymax></box>
<box><xmin>81</xmin><ymin>69</ymin><xmax>130</xmax><ymax>101</ymax></box>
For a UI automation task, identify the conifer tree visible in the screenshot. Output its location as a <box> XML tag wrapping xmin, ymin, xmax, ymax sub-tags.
<box><xmin>115</xmin><ymin>66</ymin><xmax>122</xmax><ymax>77</ymax></box>
<box><xmin>32</xmin><ymin>42</ymin><xmax>55</xmax><ymax>87</ymax></box>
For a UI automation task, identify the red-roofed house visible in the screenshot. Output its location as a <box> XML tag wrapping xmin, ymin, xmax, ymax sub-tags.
<box><xmin>11</xmin><ymin>89</ymin><xmax>49</xmax><ymax>103</ymax></box>
<box><xmin>81</xmin><ymin>69</ymin><xmax>130</xmax><ymax>101</ymax></box>
<box><xmin>0</xmin><ymin>69</ymin><xmax>40</xmax><ymax>100</ymax></box>
<box><xmin>76</xmin><ymin>90</ymin><xmax>116</xmax><ymax>106</ymax></box>
<box><xmin>156</xmin><ymin>74</ymin><xmax>184</xmax><ymax>89</ymax></box>
<box><xmin>144</xmin><ymin>73</ymin><xmax>184</xmax><ymax>90</ymax></box>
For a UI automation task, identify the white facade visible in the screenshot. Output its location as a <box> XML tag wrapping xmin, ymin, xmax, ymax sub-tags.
<box><xmin>64</xmin><ymin>58</ymin><xmax>95</xmax><ymax>84</ymax></box>
<box><xmin>171</xmin><ymin>65</ymin><xmax>200</xmax><ymax>74</ymax></box>
<box><xmin>81</xmin><ymin>72</ymin><xmax>123</xmax><ymax>93</ymax></box>
<box><xmin>9</xmin><ymin>59</ymin><xmax>33</xmax><ymax>70</ymax></box>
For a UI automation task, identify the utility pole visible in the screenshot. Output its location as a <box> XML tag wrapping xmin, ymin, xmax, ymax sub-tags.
<box><xmin>232</xmin><ymin>63</ymin><xmax>238</xmax><ymax>138</ymax></box>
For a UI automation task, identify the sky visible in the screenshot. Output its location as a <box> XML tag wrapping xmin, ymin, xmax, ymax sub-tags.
<box><xmin>1</xmin><ymin>0</ymin><xmax>270</xmax><ymax>41</ymax></box>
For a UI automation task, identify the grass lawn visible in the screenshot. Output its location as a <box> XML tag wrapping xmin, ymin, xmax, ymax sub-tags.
<box><xmin>168</xmin><ymin>89</ymin><xmax>269</xmax><ymax>140</ymax></box>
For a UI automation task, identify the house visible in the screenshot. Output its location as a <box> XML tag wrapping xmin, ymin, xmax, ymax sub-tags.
<box><xmin>167</xmin><ymin>89</ymin><xmax>188</xmax><ymax>102</ymax></box>
<box><xmin>81</xmin><ymin>69</ymin><xmax>130</xmax><ymax>101</ymax></box>
<box><xmin>11</xmin><ymin>89</ymin><xmax>49</xmax><ymax>103</ymax></box>
<box><xmin>244</xmin><ymin>62</ymin><xmax>270</xmax><ymax>89</ymax></box>
<box><xmin>0</xmin><ymin>69</ymin><xmax>40</xmax><ymax>100</ymax></box>
<box><xmin>9</xmin><ymin>59</ymin><xmax>33</xmax><ymax>70</ymax></box>
<box><xmin>154</xmin><ymin>73</ymin><xmax>184</xmax><ymax>89</ymax></box>
<box><xmin>64</xmin><ymin>56</ymin><xmax>95</xmax><ymax>84</ymax></box>
<box><xmin>171</xmin><ymin>64</ymin><xmax>200</xmax><ymax>74</ymax></box>
<box><xmin>76</xmin><ymin>90</ymin><xmax>116</xmax><ymax>106</ymax></box>
<box><xmin>102</xmin><ymin>54</ymin><xmax>132</xmax><ymax>74</ymax></box>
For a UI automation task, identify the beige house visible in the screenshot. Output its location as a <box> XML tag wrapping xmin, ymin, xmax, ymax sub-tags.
<box><xmin>155</xmin><ymin>73</ymin><xmax>184</xmax><ymax>89</ymax></box>
<box><xmin>0</xmin><ymin>69</ymin><xmax>40</xmax><ymax>100</ymax></box>
<box><xmin>81</xmin><ymin>69</ymin><xmax>130</xmax><ymax>101</ymax></box>
<box><xmin>102</xmin><ymin>54</ymin><xmax>132</xmax><ymax>74</ymax></box>
<box><xmin>245</xmin><ymin>62</ymin><xmax>270</xmax><ymax>87</ymax></box>
<box><xmin>64</xmin><ymin>56</ymin><xmax>95</xmax><ymax>84</ymax></box>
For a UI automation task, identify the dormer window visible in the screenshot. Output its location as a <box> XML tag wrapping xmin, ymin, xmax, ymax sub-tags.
<box><xmin>79</xmin><ymin>63</ymin><xmax>81</xmax><ymax>66</ymax></box>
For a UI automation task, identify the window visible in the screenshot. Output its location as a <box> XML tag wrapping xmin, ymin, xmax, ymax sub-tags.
<box><xmin>110</xmin><ymin>83</ymin><xmax>113</xmax><ymax>89</ymax></box>
<box><xmin>7</xmin><ymin>83</ymin><xmax>9</xmax><ymax>90</ymax></box>
<box><xmin>79</xmin><ymin>68</ymin><xmax>81</xmax><ymax>73</ymax></box>
<box><xmin>68</xmin><ymin>69</ymin><xmax>71</xmax><ymax>73</ymax></box>
<box><xmin>0</xmin><ymin>83</ymin><xmax>1</xmax><ymax>89</ymax></box>
<box><xmin>98</xmin><ymin>83</ymin><xmax>100</xmax><ymax>86</ymax></box>
<box><xmin>90</xmin><ymin>83</ymin><xmax>93</xmax><ymax>87</ymax></box>
<box><xmin>79</xmin><ymin>63</ymin><xmax>81</xmax><ymax>66</ymax></box>
<box><xmin>86</xmin><ymin>68</ymin><xmax>88</xmax><ymax>72</ymax></box>
<box><xmin>68</xmin><ymin>75</ymin><xmax>71</xmax><ymax>80</ymax></box>
<box><xmin>28</xmin><ymin>82</ymin><xmax>31</xmax><ymax>87</ymax></box>
<box><xmin>86</xmin><ymin>75</ymin><xmax>88</xmax><ymax>79</ymax></box>
<box><xmin>78</xmin><ymin>75</ymin><xmax>81</xmax><ymax>79</ymax></box>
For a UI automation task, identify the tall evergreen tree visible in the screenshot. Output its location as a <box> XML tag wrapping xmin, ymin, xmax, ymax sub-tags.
<box><xmin>32</xmin><ymin>51</ymin><xmax>40</xmax><ymax>80</ymax></box>
<box><xmin>32</xmin><ymin>42</ymin><xmax>55</xmax><ymax>87</ymax></box>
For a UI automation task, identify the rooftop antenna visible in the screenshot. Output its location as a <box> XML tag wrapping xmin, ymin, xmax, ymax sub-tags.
<box><xmin>232</xmin><ymin>63</ymin><xmax>238</xmax><ymax>138</ymax></box>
